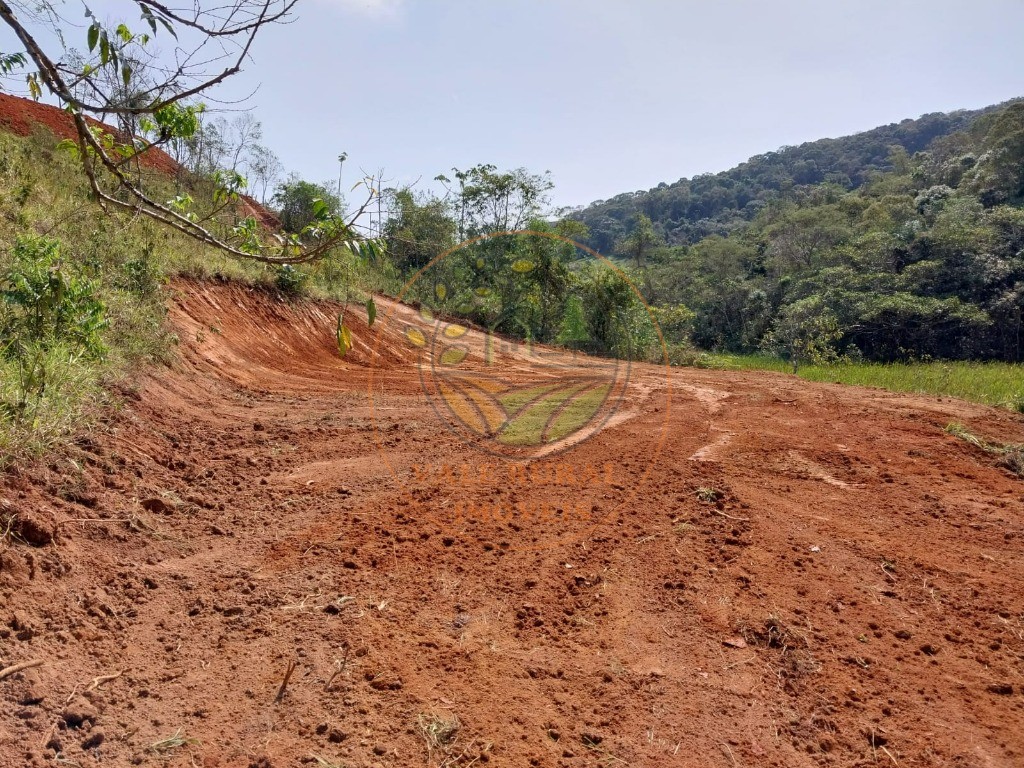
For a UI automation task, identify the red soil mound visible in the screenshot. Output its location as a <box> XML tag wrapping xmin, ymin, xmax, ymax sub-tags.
<box><xmin>1</xmin><ymin>279</ymin><xmax>1023</xmax><ymax>767</ymax></box>
<box><xmin>0</xmin><ymin>92</ymin><xmax>280</xmax><ymax>229</ymax></box>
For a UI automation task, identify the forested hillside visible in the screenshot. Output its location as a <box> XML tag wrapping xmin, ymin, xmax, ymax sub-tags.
<box><xmin>569</xmin><ymin>100</ymin><xmax>1024</xmax><ymax>364</ymax></box>
<box><xmin>572</xmin><ymin>101</ymin><xmax>1019</xmax><ymax>252</ymax></box>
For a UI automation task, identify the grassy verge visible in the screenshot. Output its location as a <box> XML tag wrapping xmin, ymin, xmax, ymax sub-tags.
<box><xmin>0</xmin><ymin>126</ymin><xmax>395</xmax><ymax>465</ymax></box>
<box><xmin>698</xmin><ymin>353</ymin><xmax>1024</xmax><ymax>411</ymax></box>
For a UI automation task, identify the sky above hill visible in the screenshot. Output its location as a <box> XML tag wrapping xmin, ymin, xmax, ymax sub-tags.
<box><xmin>4</xmin><ymin>1</ymin><xmax>1024</xmax><ymax>210</ymax></box>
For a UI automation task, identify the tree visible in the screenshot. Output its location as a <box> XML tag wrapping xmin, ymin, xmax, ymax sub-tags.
<box><xmin>273</xmin><ymin>175</ymin><xmax>343</xmax><ymax>234</ymax></box>
<box><xmin>762</xmin><ymin>297</ymin><xmax>842</xmax><ymax>373</ymax></box>
<box><xmin>515</xmin><ymin>220</ymin><xmax>582</xmax><ymax>342</ymax></box>
<box><xmin>577</xmin><ymin>265</ymin><xmax>649</xmax><ymax>358</ymax></box>
<box><xmin>618</xmin><ymin>213</ymin><xmax>660</xmax><ymax>269</ymax></box>
<box><xmin>171</xmin><ymin>108</ymin><xmax>228</xmax><ymax>177</ymax></box>
<box><xmin>247</xmin><ymin>144</ymin><xmax>285</xmax><ymax>206</ymax></box>
<box><xmin>225</xmin><ymin>113</ymin><xmax>263</xmax><ymax>174</ymax></box>
<box><xmin>427</xmin><ymin>165</ymin><xmax>556</xmax><ymax>340</ymax></box>
<box><xmin>0</xmin><ymin>1</ymin><xmax>378</xmax><ymax>264</ymax></box>
<box><xmin>437</xmin><ymin>164</ymin><xmax>552</xmax><ymax>238</ymax></box>
<box><xmin>381</xmin><ymin>188</ymin><xmax>456</xmax><ymax>275</ymax></box>
<box><xmin>965</xmin><ymin>102</ymin><xmax>1024</xmax><ymax>206</ymax></box>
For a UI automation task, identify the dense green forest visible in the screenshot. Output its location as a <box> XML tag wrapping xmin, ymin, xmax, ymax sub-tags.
<box><xmin>382</xmin><ymin>101</ymin><xmax>1024</xmax><ymax>366</ymax></box>
<box><xmin>570</xmin><ymin>101</ymin><xmax>1018</xmax><ymax>251</ymax></box>
<box><xmin>603</xmin><ymin>100</ymin><xmax>1024</xmax><ymax>364</ymax></box>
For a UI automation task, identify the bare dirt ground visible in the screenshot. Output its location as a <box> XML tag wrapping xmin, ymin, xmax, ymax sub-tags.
<box><xmin>2</xmin><ymin>278</ymin><xmax>1023</xmax><ymax>768</ymax></box>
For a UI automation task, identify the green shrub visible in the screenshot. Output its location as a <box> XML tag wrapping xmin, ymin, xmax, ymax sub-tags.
<box><xmin>660</xmin><ymin>342</ymin><xmax>708</xmax><ymax>367</ymax></box>
<box><xmin>1</xmin><ymin>236</ymin><xmax>107</xmax><ymax>416</ymax></box>
<box><xmin>119</xmin><ymin>244</ymin><xmax>164</xmax><ymax>298</ymax></box>
<box><xmin>275</xmin><ymin>263</ymin><xmax>308</xmax><ymax>296</ymax></box>
<box><xmin>2</xmin><ymin>236</ymin><xmax>107</xmax><ymax>355</ymax></box>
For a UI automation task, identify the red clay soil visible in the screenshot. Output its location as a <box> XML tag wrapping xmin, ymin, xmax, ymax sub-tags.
<box><xmin>2</xmin><ymin>279</ymin><xmax>1024</xmax><ymax>768</ymax></box>
<box><xmin>0</xmin><ymin>93</ymin><xmax>280</xmax><ymax>229</ymax></box>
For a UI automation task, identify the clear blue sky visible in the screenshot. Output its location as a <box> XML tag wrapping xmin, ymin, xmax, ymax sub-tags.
<box><xmin>5</xmin><ymin>1</ymin><xmax>1024</xmax><ymax>209</ymax></box>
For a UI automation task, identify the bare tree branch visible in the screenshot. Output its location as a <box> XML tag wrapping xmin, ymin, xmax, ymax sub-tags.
<box><xmin>0</xmin><ymin>0</ymin><xmax>380</xmax><ymax>264</ymax></box>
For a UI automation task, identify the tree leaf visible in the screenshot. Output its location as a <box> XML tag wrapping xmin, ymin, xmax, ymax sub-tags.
<box><xmin>158</xmin><ymin>16</ymin><xmax>177</xmax><ymax>39</ymax></box>
<box><xmin>336</xmin><ymin>314</ymin><xmax>353</xmax><ymax>357</ymax></box>
<box><xmin>87</xmin><ymin>24</ymin><xmax>99</xmax><ymax>52</ymax></box>
<box><xmin>26</xmin><ymin>73</ymin><xmax>41</xmax><ymax>100</ymax></box>
<box><xmin>140</xmin><ymin>4</ymin><xmax>158</xmax><ymax>34</ymax></box>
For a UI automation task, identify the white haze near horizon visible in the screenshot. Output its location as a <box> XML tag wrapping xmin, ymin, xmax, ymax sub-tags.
<box><xmin>2</xmin><ymin>0</ymin><xmax>1023</xmax><ymax>210</ymax></box>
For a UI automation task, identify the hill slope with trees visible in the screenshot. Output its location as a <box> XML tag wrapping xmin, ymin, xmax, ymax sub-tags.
<box><xmin>566</xmin><ymin>99</ymin><xmax>1024</xmax><ymax>366</ymax></box>
<box><xmin>571</xmin><ymin>101</ymin><xmax>1020</xmax><ymax>252</ymax></box>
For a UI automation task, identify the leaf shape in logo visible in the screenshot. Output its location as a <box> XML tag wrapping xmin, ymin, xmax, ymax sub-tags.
<box><xmin>439</xmin><ymin>346</ymin><xmax>468</xmax><ymax>366</ymax></box>
<box><xmin>544</xmin><ymin>383</ymin><xmax>612</xmax><ymax>443</ymax></box>
<box><xmin>436</xmin><ymin>378</ymin><xmax>507</xmax><ymax>435</ymax></box>
<box><xmin>511</xmin><ymin>258</ymin><xmax>535</xmax><ymax>273</ymax></box>
<box><xmin>497</xmin><ymin>380</ymin><xmax>594</xmax><ymax>446</ymax></box>
<box><xmin>405</xmin><ymin>327</ymin><xmax>426</xmax><ymax>347</ymax></box>
<box><xmin>336</xmin><ymin>315</ymin><xmax>353</xmax><ymax>358</ymax></box>
<box><xmin>443</xmin><ymin>324</ymin><xmax>467</xmax><ymax>339</ymax></box>
<box><xmin>496</xmin><ymin>382</ymin><xmax>561</xmax><ymax>412</ymax></box>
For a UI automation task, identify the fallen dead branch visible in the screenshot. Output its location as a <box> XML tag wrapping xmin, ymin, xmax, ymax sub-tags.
<box><xmin>86</xmin><ymin>670</ymin><xmax>124</xmax><ymax>693</ymax></box>
<box><xmin>0</xmin><ymin>659</ymin><xmax>44</xmax><ymax>680</ymax></box>
<box><xmin>57</xmin><ymin>518</ymin><xmax>132</xmax><ymax>526</ymax></box>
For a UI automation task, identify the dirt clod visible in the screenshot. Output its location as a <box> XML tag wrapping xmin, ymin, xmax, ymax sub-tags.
<box><xmin>11</xmin><ymin>510</ymin><xmax>56</xmax><ymax>547</ymax></box>
<box><xmin>81</xmin><ymin>727</ymin><xmax>105</xmax><ymax>749</ymax></box>
<box><xmin>63</xmin><ymin>697</ymin><xmax>98</xmax><ymax>728</ymax></box>
<box><xmin>140</xmin><ymin>498</ymin><xmax>172</xmax><ymax>514</ymax></box>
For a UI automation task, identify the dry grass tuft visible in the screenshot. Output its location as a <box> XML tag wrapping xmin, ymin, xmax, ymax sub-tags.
<box><xmin>149</xmin><ymin>728</ymin><xmax>199</xmax><ymax>754</ymax></box>
<box><xmin>946</xmin><ymin>422</ymin><xmax>1024</xmax><ymax>477</ymax></box>
<box><xmin>415</xmin><ymin>713</ymin><xmax>492</xmax><ymax>767</ymax></box>
<box><xmin>417</xmin><ymin>712</ymin><xmax>461</xmax><ymax>753</ymax></box>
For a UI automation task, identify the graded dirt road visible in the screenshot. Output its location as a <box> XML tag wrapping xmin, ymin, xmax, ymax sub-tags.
<box><xmin>2</xmin><ymin>279</ymin><xmax>1023</xmax><ymax>768</ymax></box>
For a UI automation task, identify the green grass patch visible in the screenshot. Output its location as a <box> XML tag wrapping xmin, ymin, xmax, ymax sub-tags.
<box><xmin>698</xmin><ymin>353</ymin><xmax>1024</xmax><ymax>411</ymax></box>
